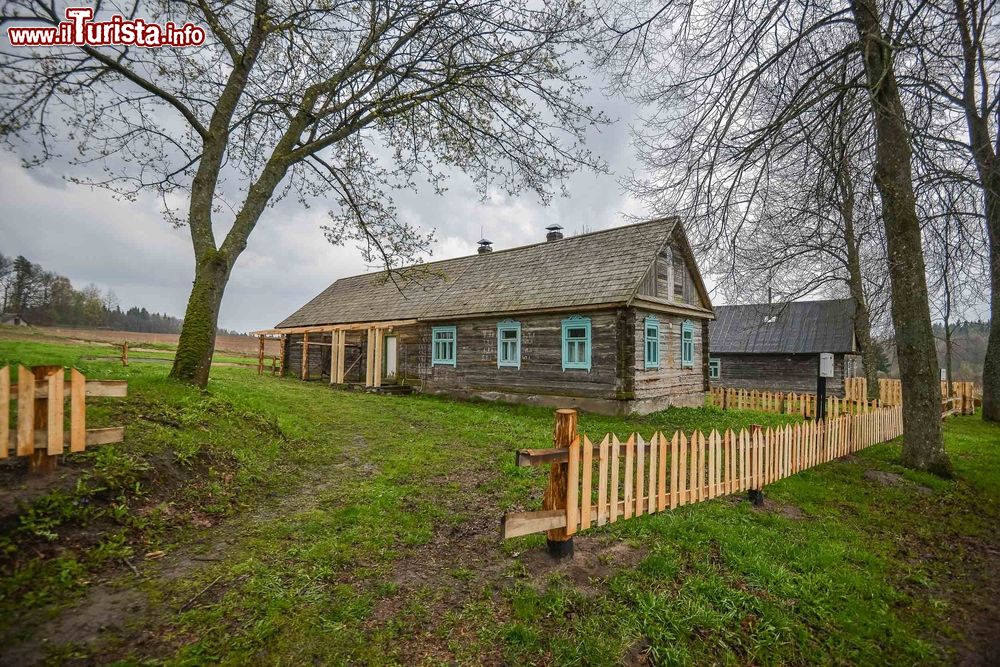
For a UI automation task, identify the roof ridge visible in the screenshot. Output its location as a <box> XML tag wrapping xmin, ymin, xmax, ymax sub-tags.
<box><xmin>717</xmin><ymin>297</ymin><xmax>854</xmax><ymax>308</ymax></box>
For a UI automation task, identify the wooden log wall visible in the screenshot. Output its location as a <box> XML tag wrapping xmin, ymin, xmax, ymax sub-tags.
<box><xmin>630</xmin><ymin>307</ymin><xmax>708</xmax><ymax>405</ymax></box>
<box><xmin>710</xmin><ymin>352</ymin><xmax>857</xmax><ymax>397</ymax></box>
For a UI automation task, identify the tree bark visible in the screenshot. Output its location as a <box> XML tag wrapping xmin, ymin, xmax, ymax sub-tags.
<box><xmin>952</xmin><ymin>0</ymin><xmax>1000</xmax><ymax>421</ymax></box>
<box><xmin>839</xmin><ymin>164</ymin><xmax>882</xmax><ymax>402</ymax></box>
<box><xmin>851</xmin><ymin>0</ymin><xmax>948</xmax><ymax>472</ymax></box>
<box><xmin>169</xmin><ymin>253</ymin><xmax>232</xmax><ymax>388</ymax></box>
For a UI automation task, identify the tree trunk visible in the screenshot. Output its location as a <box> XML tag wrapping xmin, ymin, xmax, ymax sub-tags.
<box><xmin>840</xmin><ymin>179</ymin><xmax>881</xmax><ymax>402</ymax></box>
<box><xmin>851</xmin><ymin>0</ymin><xmax>948</xmax><ymax>473</ymax></box>
<box><xmin>952</xmin><ymin>0</ymin><xmax>1000</xmax><ymax>421</ymax></box>
<box><xmin>169</xmin><ymin>253</ymin><xmax>232</xmax><ymax>388</ymax></box>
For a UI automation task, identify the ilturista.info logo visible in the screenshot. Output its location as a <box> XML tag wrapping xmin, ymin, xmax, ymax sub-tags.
<box><xmin>7</xmin><ymin>7</ymin><xmax>206</xmax><ymax>48</ymax></box>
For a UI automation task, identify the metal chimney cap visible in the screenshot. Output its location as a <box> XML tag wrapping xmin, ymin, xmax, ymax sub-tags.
<box><xmin>545</xmin><ymin>224</ymin><xmax>564</xmax><ymax>231</ymax></box>
<box><xmin>477</xmin><ymin>238</ymin><xmax>492</xmax><ymax>245</ymax></box>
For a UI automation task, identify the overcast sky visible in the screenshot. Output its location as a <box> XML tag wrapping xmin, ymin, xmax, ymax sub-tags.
<box><xmin>0</xmin><ymin>81</ymin><xmax>656</xmax><ymax>333</ymax></box>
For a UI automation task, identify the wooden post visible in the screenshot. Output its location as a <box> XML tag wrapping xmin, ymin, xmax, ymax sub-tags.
<box><xmin>542</xmin><ymin>408</ymin><xmax>577</xmax><ymax>558</ymax></box>
<box><xmin>329</xmin><ymin>330</ymin><xmax>339</xmax><ymax>384</ymax></box>
<box><xmin>301</xmin><ymin>333</ymin><xmax>309</xmax><ymax>380</ymax></box>
<box><xmin>336</xmin><ymin>331</ymin><xmax>346</xmax><ymax>384</ymax></box>
<box><xmin>257</xmin><ymin>335</ymin><xmax>265</xmax><ymax>376</ymax></box>
<box><xmin>278</xmin><ymin>335</ymin><xmax>286</xmax><ymax>376</ymax></box>
<box><xmin>29</xmin><ymin>366</ymin><xmax>62</xmax><ymax>474</ymax></box>
<box><xmin>121</xmin><ymin>341</ymin><xmax>129</xmax><ymax>366</ymax></box>
<box><xmin>365</xmin><ymin>328</ymin><xmax>375</xmax><ymax>387</ymax></box>
<box><xmin>372</xmin><ymin>328</ymin><xmax>385</xmax><ymax>387</ymax></box>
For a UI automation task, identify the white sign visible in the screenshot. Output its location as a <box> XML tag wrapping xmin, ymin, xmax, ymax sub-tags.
<box><xmin>819</xmin><ymin>353</ymin><xmax>835</xmax><ymax>378</ymax></box>
<box><xmin>940</xmin><ymin>368</ymin><xmax>947</xmax><ymax>382</ymax></box>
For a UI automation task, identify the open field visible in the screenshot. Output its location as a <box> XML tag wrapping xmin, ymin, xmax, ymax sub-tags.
<box><xmin>0</xmin><ymin>334</ymin><xmax>998</xmax><ymax>665</ymax></box>
<box><xmin>13</xmin><ymin>325</ymin><xmax>281</xmax><ymax>357</ymax></box>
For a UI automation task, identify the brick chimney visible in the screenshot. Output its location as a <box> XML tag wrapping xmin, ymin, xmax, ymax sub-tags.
<box><xmin>545</xmin><ymin>224</ymin><xmax>564</xmax><ymax>242</ymax></box>
<box><xmin>477</xmin><ymin>238</ymin><xmax>493</xmax><ymax>254</ymax></box>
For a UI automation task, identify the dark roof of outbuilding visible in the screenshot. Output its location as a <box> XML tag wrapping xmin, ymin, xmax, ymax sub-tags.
<box><xmin>276</xmin><ymin>217</ymin><xmax>698</xmax><ymax>328</ymax></box>
<box><xmin>709</xmin><ymin>298</ymin><xmax>857</xmax><ymax>354</ymax></box>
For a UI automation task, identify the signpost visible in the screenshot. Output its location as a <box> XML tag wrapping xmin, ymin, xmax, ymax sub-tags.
<box><xmin>817</xmin><ymin>352</ymin><xmax>834</xmax><ymax>420</ymax></box>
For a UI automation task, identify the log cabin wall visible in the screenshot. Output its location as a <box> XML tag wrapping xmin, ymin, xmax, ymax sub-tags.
<box><xmin>628</xmin><ymin>307</ymin><xmax>709</xmax><ymax>411</ymax></box>
<box><xmin>396</xmin><ymin>310</ymin><xmax>626</xmax><ymax>404</ymax></box>
<box><xmin>710</xmin><ymin>352</ymin><xmax>861</xmax><ymax>396</ymax></box>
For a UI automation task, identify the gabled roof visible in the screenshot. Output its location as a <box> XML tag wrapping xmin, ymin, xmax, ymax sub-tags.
<box><xmin>276</xmin><ymin>217</ymin><xmax>703</xmax><ymax>328</ymax></box>
<box><xmin>709</xmin><ymin>298</ymin><xmax>857</xmax><ymax>354</ymax></box>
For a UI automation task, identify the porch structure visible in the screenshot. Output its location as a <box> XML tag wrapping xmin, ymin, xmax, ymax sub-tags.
<box><xmin>250</xmin><ymin>319</ymin><xmax>416</xmax><ymax>389</ymax></box>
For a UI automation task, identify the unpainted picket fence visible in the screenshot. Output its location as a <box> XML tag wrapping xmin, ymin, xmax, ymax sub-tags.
<box><xmin>503</xmin><ymin>404</ymin><xmax>903</xmax><ymax>541</ymax></box>
<box><xmin>1</xmin><ymin>364</ymin><xmax>127</xmax><ymax>472</ymax></box>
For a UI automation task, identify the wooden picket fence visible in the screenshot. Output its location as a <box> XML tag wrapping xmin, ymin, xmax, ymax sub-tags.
<box><xmin>503</xmin><ymin>405</ymin><xmax>903</xmax><ymax>540</ymax></box>
<box><xmin>2</xmin><ymin>365</ymin><xmax>127</xmax><ymax>471</ymax></box>
<box><xmin>708</xmin><ymin>387</ymin><xmax>878</xmax><ymax>418</ymax></box>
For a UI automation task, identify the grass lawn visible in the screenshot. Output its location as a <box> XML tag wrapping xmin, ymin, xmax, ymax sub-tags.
<box><xmin>0</xmin><ymin>337</ymin><xmax>997</xmax><ymax>665</ymax></box>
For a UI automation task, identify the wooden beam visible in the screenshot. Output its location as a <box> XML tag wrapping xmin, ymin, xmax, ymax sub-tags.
<box><xmin>32</xmin><ymin>380</ymin><xmax>127</xmax><ymax>399</ymax></box>
<box><xmin>301</xmin><ymin>332</ymin><xmax>309</xmax><ymax>380</ymax></box>
<box><xmin>329</xmin><ymin>330</ymin><xmax>338</xmax><ymax>384</ymax></box>
<box><xmin>517</xmin><ymin>440</ymin><xmax>659</xmax><ymax>467</ymax></box>
<box><xmin>336</xmin><ymin>331</ymin><xmax>346</xmax><ymax>384</ymax></box>
<box><xmin>17</xmin><ymin>366</ymin><xmax>34</xmax><ymax>456</ymax></box>
<box><xmin>47</xmin><ymin>371</ymin><xmax>64</xmax><ymax>455</ymax></box>
<box><xmin>250</xmin><ymin>319</ymin><xmax>418</xmax><ymax>336</ymax></box>
<box><xmin>278</xmin><ymin>334</ymin><xmax>285</xmax><ymax>376</ymax></box>
<box><xmin>71</xmin><ymin>369</ymin><xmax>86</xmax><ymax>452</ymax></box>
<box><xmin>373</xmin><ymin>328</ymin><xmax>383</xmax><ymax>388</ymax></box>
<box><xmin>5</xmin><ymin>426</ymin><xmax>124</xmax><ymax>453</ymax></box>
<box><xmin>257</xmin><ymin>335</ymin><xmax>265</xmax><ymax>376</ymax></box>
<box><xmin>364</xmin><ymin>328</ymin><xmax>375</xmax><ymax>387</ymax></box>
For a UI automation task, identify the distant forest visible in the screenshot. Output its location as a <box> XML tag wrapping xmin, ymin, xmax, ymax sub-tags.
<box><xmin>0</xmin><ymin>253</ymin><xmax>241</xmax><ymax>335</ymax></box>
<box><xmin>933</xmin><ymin>321</ymin><xmax>989</xmax><ymax>382</ymax></box>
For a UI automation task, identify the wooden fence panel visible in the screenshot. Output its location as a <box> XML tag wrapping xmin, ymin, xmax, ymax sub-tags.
<box><xmin>47</xmin><ymin>370</ymin><xmax>64</xmax><ymax>455</ymax></box>
<box><xmin>597</xmin><ymin>435</ymin><xmax>609</xmax><ymax>526</ymax></box>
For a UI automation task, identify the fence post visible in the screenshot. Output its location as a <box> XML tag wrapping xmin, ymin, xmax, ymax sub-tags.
<box><xmin>543</xmin><ymin>408</ymin><xmax>577</xmax><ymax>558</ymax></box>
<box><xmin>29</xmin><ymin>365</ymin><xmax>62</xmax><ymax>474</ymax></box>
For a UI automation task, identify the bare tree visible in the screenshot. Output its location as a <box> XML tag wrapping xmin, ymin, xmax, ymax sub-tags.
<box><xmin>595</xmin><ymin>0</ymin><xmax>948</xmax><ymax>471</ymax></box>
<box><xmin>905</xmin><ymin>0</ymin><xmax>999</xmax><ymax>420</ymax></box>
<box><xmin>1</xmin><ymin>1</ymin><xmax>605</xmax><ymax>387</ymax></box>
<box><xmin>923</xmin><ymin>180</ymin><xmax>989</xmax><ymax>392</ymax></box>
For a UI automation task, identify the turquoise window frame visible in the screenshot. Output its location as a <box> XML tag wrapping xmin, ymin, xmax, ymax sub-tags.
<box><xmin>431</xmin><ymin>326</ymin><xmax>457</xmax><ymax>366</ymax></box>
<box><xmin>561</xmin><ymin>316</ymin><xmax>591</xmax><ymax>371</ymax></box>
<box><xmin>681</xmin><ymin>320</ymin><xmax>694</xmax><ymax>368</ymax></box>
<box><xmin>497</xmin><ymin>320</ymin><xmax>521</xmax><ymax>368</ymax></box>
<box><xmin>643</xmin><ymin>316</ymin><xmax>660</xmax><ymax>369</ymax></box>
<box><xmin>709</xmin><ymin>357</ymin><xmax>720</xmax><ymax>379</ymax></box>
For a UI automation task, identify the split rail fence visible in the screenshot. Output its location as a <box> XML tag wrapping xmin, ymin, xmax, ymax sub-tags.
<box><xmin>2</xmin><ymin>365</ymin><xmax>127</xmax><ymax>472</ymax></box>
<box><xmin>503</xmin><ymin>405</ymin><xmax>903</xmax><ymax>540</ymax></box>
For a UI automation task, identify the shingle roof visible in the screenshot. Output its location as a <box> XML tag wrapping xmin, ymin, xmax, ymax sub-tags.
<box><xmin>709</xmin><ymin>299</ymin><xmax>857</xmax><ymax>354</ymax></box>
<box><xmin>276</xmin><ymin>217</ymin><xmax>680</xmax><ymax>328</ymax></box>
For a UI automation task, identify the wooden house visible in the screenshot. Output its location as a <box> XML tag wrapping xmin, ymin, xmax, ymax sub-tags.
<box><xmin>708</xmin><ymin>298</ymin><xmax>863</xmax><ymax>396</ymax></box>
<box><xmin>254</xmin><ymin>218</ymin><xmax>715</xmax><ymax>415</ymax></box>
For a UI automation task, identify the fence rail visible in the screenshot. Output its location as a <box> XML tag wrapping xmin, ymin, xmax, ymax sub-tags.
<box><xmin>710</xmin><ymin>379</ymin><xmax>978</xmax><ymax>418</ymax></box>
<box><xmin>503</xmin><ymin>405</ymin><xmax>903</xmax><ymax>540</ymax></box>
<box><xmin>2</xmin><ymin>365</ymin><xmax>126</xmax><ymax>472</ymax></box>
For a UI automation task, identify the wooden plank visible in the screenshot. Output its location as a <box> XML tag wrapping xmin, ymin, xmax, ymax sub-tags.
<box><xmin>566</xmin><ymin>436</ymin><xmax>580</xmax><ymax>536</ymax></box>
<box><xmin>71</xmin><ymin>369</ymin><xmax>86</xmax><ymax>452</ymax></box>
<box><xmin>0</xmin><ymin>366</ymin><xmax>7</xmax><ymax>459</ymax></box>
<box><xmin>678</xmin><ymin>431</ymin><xmax>688</xmax><ymax>505</ymax></box>
<box><xmin>581</xmin><ymin>435</ymin><xmax>593</xmax><ymax>531</ymax></box>
<box><xmin>669</xmin><ymin>431</ymin><xmax>679</xmax><ymax>509</ymax></box>
<box><xmin>17</xmin><ymin>366</ymin><xmax>34</xmax><ymax>456</ymax></box>
<box><xmin>6</xmin><ymin>426</ymin><xmax>124</xmax><ymax>453</ymax></box>
<box><xmin>648</xmin><ymin>432</ymin><xmax>658</xmax><ymax>515</ymax></box>
<box><xmin>688</xmin><ymin>430</ymin><xmax>697</xmax><ymax>504</ymax></box>
<box><xmin>610</xmin><ymin>435</ymin><xmax>621</xmax><ymax>523</ymax></box>
<box><xmin>624</xmin><ymin>434</ymin><xmax>634</xmax><ymax>519</ymax></box>
<box><xmin>657</xmin><ymin>431</ymin><xmax>668</xmax><ymax>512</ymax></box>
<box><xmin>635</xmin><ymin>434</ymin><xmax>645</xmax><ymax>517</ymax></box>
<box><xmin>708</xmin><ymin>430</ymin><xmax>717</xmax><ymax>498</ymax></box>
<box><xmin>47</xmin><ymin>370</ymin><xmax>64</xmax><ymax>455</ymax></box>
<box><xmin>502</xmin><ymin>509</ymin><xmax>566</xmax><ymax>539</ymax></box>
<box><xmin>597</xmin><ymin>435</ymin><xmax>609</xmax><ymax>526</ymax></box>
<box><xmin>697</xmin><ymin>430</ymin><xmax>705</xmax><ymax>501</ymax></box>
<box><xmin>31</xmin><ymin>379</ymin><xmax>127</xmax><ymax>399</ymax></box>
<box><xmin>301</xmin><ymin>332</ymin><xmax>310</xmax><ymax>380</ymax></box>
<box><xmin>373</xmin><ymin>329</ymin><xmax>384</xmax><ymax>388</ymax></box>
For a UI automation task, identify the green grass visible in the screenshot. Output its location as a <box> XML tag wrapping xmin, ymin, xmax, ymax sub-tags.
<box><xmin>0</xmin><ymin>337</ymin><xmax>997</xmax><ymax>665</ymax></box>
